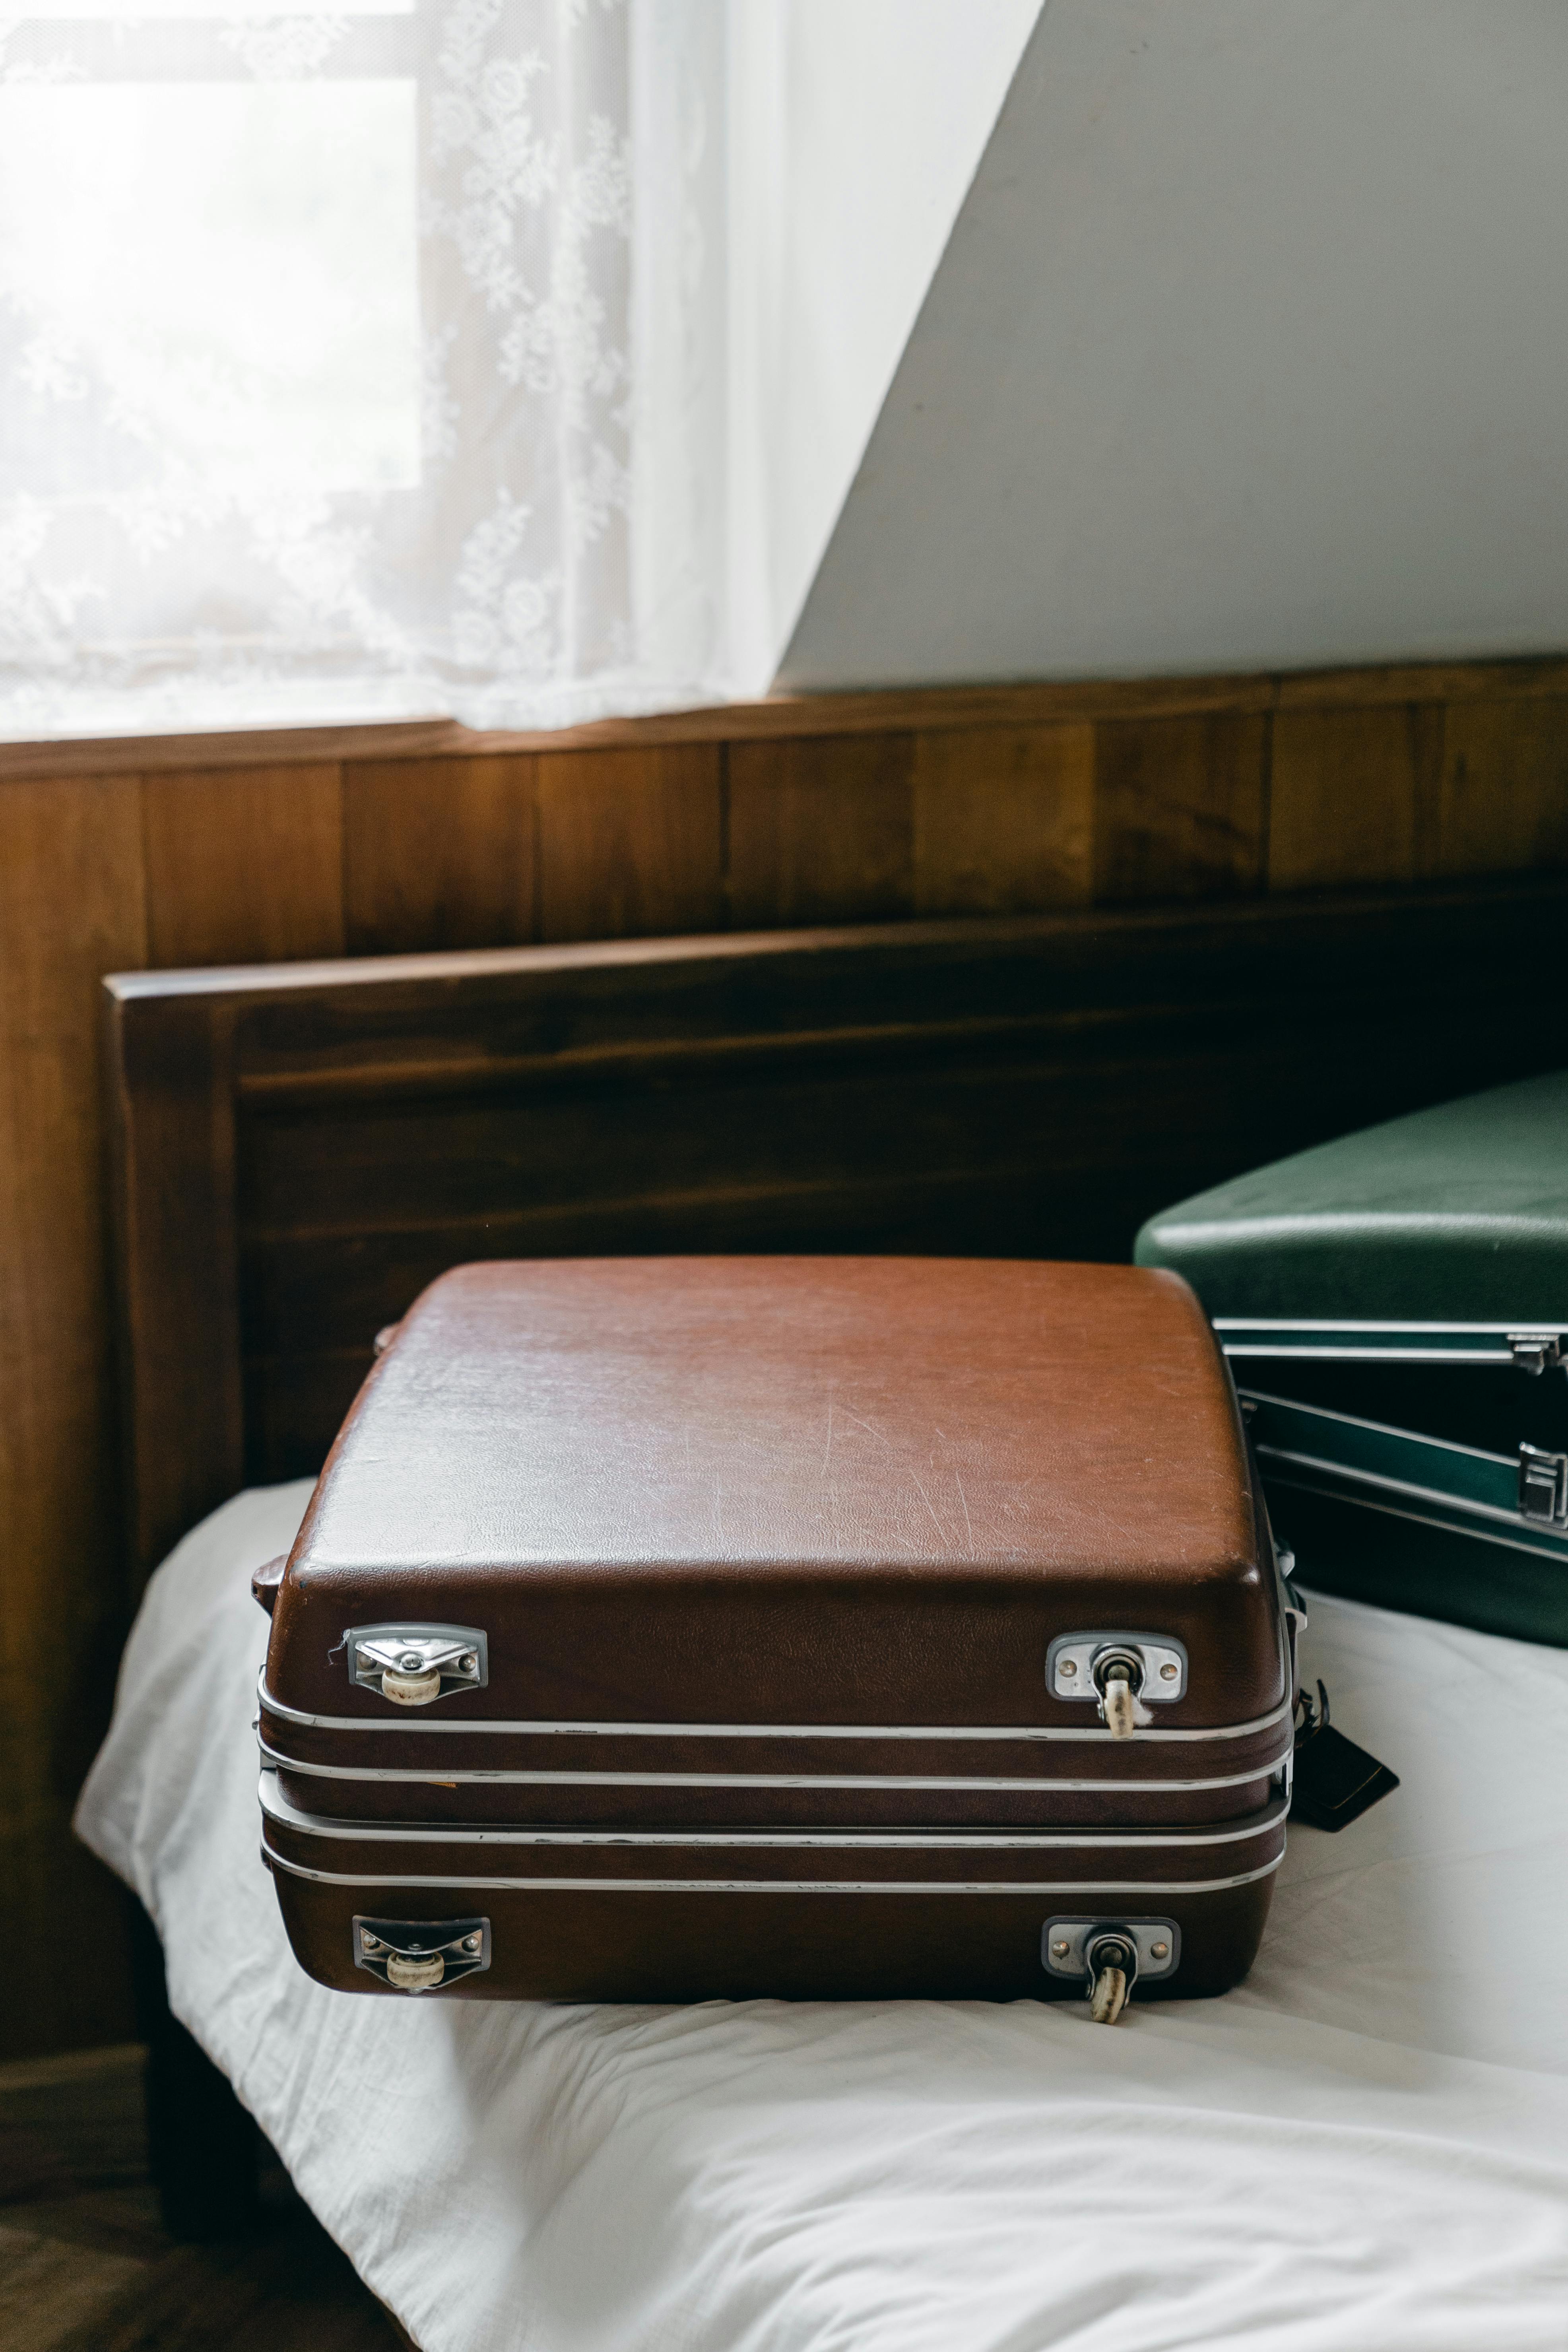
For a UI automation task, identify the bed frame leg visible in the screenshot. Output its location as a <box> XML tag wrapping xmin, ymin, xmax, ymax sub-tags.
<box><xmin>128</xmin><ymin>1897</ymin><xmax>260</xmax><ymax>2239</ymax></box>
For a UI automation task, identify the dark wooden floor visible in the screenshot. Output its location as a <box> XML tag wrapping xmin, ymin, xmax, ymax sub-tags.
<box><xmin>0</xmin><ymin>2044</ymin><xmax>411</xmax><ymax>2352</ymax></box>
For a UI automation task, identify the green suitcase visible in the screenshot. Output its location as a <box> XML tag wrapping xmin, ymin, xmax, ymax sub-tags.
<box><xmin>1135</xmin><ymin>1070</ymin><xmax>1568</xmax><ymax>1645</ymax></box>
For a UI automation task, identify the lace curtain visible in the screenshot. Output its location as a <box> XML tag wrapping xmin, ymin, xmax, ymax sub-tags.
<box><xmin>0</xmin><ymin>2</ymin><xmax>730</xmax><ymax>737</ymax></box>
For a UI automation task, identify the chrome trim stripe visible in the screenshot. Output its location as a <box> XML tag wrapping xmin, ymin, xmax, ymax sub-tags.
<box><xmin>256</xmin><ymin>1670</ymin><xmax>1294</xmax><ymax>1746</ymax></box>
<box><xmin>1217</xmin><ymin>1318</ymin><xmax>1567</xmax><ymax>1366</ymax></box>
<box><xmin>258</xmin><ymin>1778</ymin><xmax>1288</xmax><ymax>1850</ymax></box>
<box><xmin>264</xmin><ymin>1849</ymin><xmax>1286</xmax><ymax>1896</ymax></box>
<box><xmin>1263</xmin><ymin>1468</ymin><xmax>1568</xmax><ymax>1564</ymax></box>
<box><xmin>1216</xmin><ymin>1318</ymin><xmax>1564</xmax><ymax>1335</ymax></box>
<box><xmin>1257</xmin><ymin>1444</ymin><xmax>1538</xmax><ymax>1532</ymax></box>
<box><xmin>258</xmin><ymin>1735</ymin><xmax>1286</xmax><ymax>1795</ymax></box>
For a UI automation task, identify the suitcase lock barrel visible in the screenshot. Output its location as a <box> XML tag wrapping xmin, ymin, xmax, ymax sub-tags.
<box><xmin>1046</xmin><ymin>1633</ymin><xmax>1188</xmax><ymax>1735</ymax></box>
<box><xmin>1042</xmin><ymin>1917</ymin><xmax>1180</xmax><ymax>2022</ymax></box>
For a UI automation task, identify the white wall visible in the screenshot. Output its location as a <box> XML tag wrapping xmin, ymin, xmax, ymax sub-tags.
<box><xmin>724</xmin><ymin>0</ymin><xmax>1042</xmax><ymax>695</ymax></box>
<box><xmin>779</xmin><ymin>0</ymin><xmax>1568</xmax><ymax>690</ymax></box>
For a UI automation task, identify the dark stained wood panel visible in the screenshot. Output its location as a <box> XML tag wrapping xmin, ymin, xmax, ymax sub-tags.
<box><xmin>104</xmin><ymin>985</ymin><xmax>244</xmax><ymax>1598</ymax></box>
<box><xmin>0</xmin><ymin>2042</ymin><xmax>408</xmax><ymax>2350</ymax></box>
<box><xmin>912</xmin><ymin>725</ymin><xmax>1095</xmax><ymax>914</ymax></box>
<box><xmin>1439</xmin><ymin>697</ymin><xmax>1568</xmax><ymax>875</ymax></box>
<box><xmin>342</xmin><ymin>754</ymin><xmax>536</xmax><ymax>954</ymax></box>
<box><xmin>1093</xmin><ymin>713</ymin><xmax>1268</xmax><ymax>902</ymax></box>
<box><xmin>538</xmin><ymin>744</ymin><xmax>724</xmax><ymax>941</ymax></box>
<box><xmin>728</xmin><ymin>733</ymin><xmax>916</xmax><ymax>925</ymax></box>
<box><xmin>0</xmin><ymin>776</ymin><xmax>147</xmax><ymax>2065</ymax></box>
<box><xmin>105</xmin><ymin>883</ymin><xmax>1568</xmax><ymax>1559</ymax></box>
<box><xmin>141</xmin><ymin>765</ymin><xmax>345</xmax><ymax>967</ymax></box>
<box><xmin>1268</xmin><ymin>704</ymin><xmax>1439</xmax><ymax>891</ymax></box>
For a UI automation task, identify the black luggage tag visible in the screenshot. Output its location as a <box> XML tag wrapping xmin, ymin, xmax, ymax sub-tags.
<box><xmin>1290</xmin><ymin>1682</ymin><xmax>1399</xmax><ymax>1831</ymax></box>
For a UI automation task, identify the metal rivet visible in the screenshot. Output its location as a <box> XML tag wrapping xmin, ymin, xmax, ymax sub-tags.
<box><xmin>361</xmin><ymin>1935</ymin><xmax>380</xmax><ymax>1952</ymax></box>
<box><xmin>1051</xmin><ymin>1940</ymin><xmax>1070</xmax><ymax>1957</ymax></box>
<box><xmin>463</xmin><ymin>1933</ymin><xmax>481</xmax><ymax>1952</ymax></box>
<box><xmin>408</xmin><ymin>1944</ymin><xmax>424</xmax><ymax>1954</ymax></box>
<box><xmin>400</xmin><ymin>1652</ymin><xmax>423</xmax><ymax>1671</ymax></box>
<box><xmin>1151</xmin><ymin>1941</ymin><xmax>1169</xmax><ymax>1960</ymax></box>
<box><xmin>1059</xmin><ymin>1659</ymin><xmax>1078</xmax><ymax>1678</ymax></box>
<box><xmin>460</xmin><ymin>1653</ymin><xmax>478</xmax><ymax>1674</ymax></box>
<box><xmin>1160</xmin><ymin>1662</ymin><xmax>1178</xmax><ymax>1681</ymax></box>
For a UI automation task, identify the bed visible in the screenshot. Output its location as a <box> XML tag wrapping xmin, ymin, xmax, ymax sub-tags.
<box><xmin>81</xmin><ymin>891</ymin><xmax>1568</xmax><ymax>2350</ymax></box>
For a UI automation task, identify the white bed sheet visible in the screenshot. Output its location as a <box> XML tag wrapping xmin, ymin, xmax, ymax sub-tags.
<box><xmin>78</xmin><ymin>1481</ymin><xmax>1568</xmax><ymax>2352</ymax></box>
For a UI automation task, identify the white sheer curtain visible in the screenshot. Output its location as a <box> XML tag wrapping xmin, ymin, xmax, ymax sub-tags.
<box><xmin>0</xmin><ymin>2</ymin><xmax>732</xmax><ymax>738</ymax></box>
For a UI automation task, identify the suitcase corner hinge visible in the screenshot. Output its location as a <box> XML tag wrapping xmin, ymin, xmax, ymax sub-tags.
<box><xmin>1518</xmin><ymin>1444</ymin><xmax>1568</xmax><ymax>1525</ymax></box>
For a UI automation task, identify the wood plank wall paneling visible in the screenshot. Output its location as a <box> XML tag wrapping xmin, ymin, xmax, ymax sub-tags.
<box><xmin>538</xmin><ymin>745</ymin><xmax>724</xmax><ymax>941</ymax></box>
<box><xmin>728</xmin><ymin>733</ymin><xmax>917</xmax><ymax>925</ymax></box>
<box><xmin>912</xmin><ymin>726</ymin><xmax>1096</xmax><ymax>914</ymax></box>
<box><xmin>343</xmin><ymin>756</ymin><xmax>537</xmax><ymax>954</ymax></box>
<box><xmin>1268</xmin><ymin>706</ymin><xmax>1445</xmax><ymax>892</ymax></box>
<box><xmin>0</xmin><ymin>778</ymin><xmax>148</xmax><ymax>2061</ymax></box>
<box><xmin>1092</xmin><ymin>713</ymin><xmax>1269</xmax><ymax>902</ymax></box>
<box><xmin>142</xmin><ymin>765</ymin><xmax>345</xmax><ymax>966</ymax></box>
<box><xmin>2</xmin><ymin>655</ymin><xmax>1567</xmax><ymax>2061</ymax></box>
<box><xmin>1440</xmin><ymin>699</ymin><xmax>1568</xmax><ymax>877</ymax></box>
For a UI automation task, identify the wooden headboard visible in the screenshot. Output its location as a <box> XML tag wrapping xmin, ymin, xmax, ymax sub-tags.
<box><xmin>103</xmin><ymin>880</ymin><xmax>1568</xmax><ymax>1588</ymax></box>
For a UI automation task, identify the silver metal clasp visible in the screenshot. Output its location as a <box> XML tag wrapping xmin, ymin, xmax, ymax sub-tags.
<box><xmin>1518</xmin><ymin>1445</ymin><xmax>1568</xmax><ymax>1525</ymax></box>
<box><xmin>1509</xmin><ymin>1333</ymin><xmax>1564</xmax><ymax>1376</ymax></box>
<box><xmin>347</xmin><ymin>1623</ymin><xmax>488</xmax><ymax>1707</ymax></box>
<box><xmin>353</xmin><ymin>1917</ymin><xmax>491</xmax><ymax>1992</ymax></box>
<box><xmin>1046</xmin><ymin>1632</ymin><xmax>1188</xmax><ymax>1717</ymax></box>
<box><xmin>1042</xmin><ymin>1916</ymin><xmax>1179</xmax><ymax>2023</ymax></box>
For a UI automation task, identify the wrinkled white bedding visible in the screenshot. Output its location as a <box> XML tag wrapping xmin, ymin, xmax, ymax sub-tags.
<box><xmin>78</xmin><ymin>1481</ymin><xmax>1568</xmax><ymax>2352</ymax></box>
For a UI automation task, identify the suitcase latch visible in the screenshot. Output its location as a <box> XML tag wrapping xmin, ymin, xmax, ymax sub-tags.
<box><xmin>1046</xmin><ymin>1633</ymin><xmax>1188</xmax><ymax>1735</ymax></box>
<box><xmin>1509</xmin><ymin>1333</ymin><xmax>1564</xmax><ymax>1376</ymax></box>
<box><xmin>353</xmin><ymin>1917</ymin><xmax>491</xmax><ymax>1992</ymax></box>
<box><xmin>1518</xmin><ymin>1445</ymin><xmax>1568</xmax><ymax>1525</ymax></box>
<box><xmin>1042</xmin><ymin>1917</ymin><xmax>1179</xmax><ymax>2023</ymax></box>
<box><xmin>346</xmin><ymin>1623</ymin><xmax>489</xmax><ymax>1706</ymax></box>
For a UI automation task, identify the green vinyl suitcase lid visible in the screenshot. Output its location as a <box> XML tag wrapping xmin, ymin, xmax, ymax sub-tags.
<box><xmin>1135</xmin><ymin>1069</ymin><xmax>1568</xmax><ymax>1324</ymax></box>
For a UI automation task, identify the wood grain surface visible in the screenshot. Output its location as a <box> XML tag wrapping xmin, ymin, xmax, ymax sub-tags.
<box><xmin>728</xmin><ymin>732</ymin><xmax>917</xmax><ymax>926</ymax></box>
<box><xmin>1268</xmin><ymin>706</ymin><xmax>1438</xmax><ymax>891</ymax></box>
<box><xmin>539</xmin><ymin>744</ymin><xmax>724</xmax><ymax>940</ymax></box>
<box><xmin>142</xmin><ymin>766</ymin><xmax>346</xmax><ymax>968</ymax></box>
<box><xmin>109</xmin><ymin>883</ymin><xmax>1568</xmax><ymax>1588</ymax></box>
<box><xmin>0</xmin><ymin>2043</ymin><xmax>409</xmax><ymax>2352</ymax></box>
<box><xmin>343</xmin><ymin>755</ymin><xmax>536</xmax><ymax>956</ymax></box>
<box><xmin>2</xmin><ymin>660</ymin><xmax>1566</xmax><ymax>2061</ymax></box>
<box><xmin>912</xmin><ymin>725</ymin><xmax>1095</xmax><ymax>914</ymax></box>
<box><xmin>1093</xmin><ymin>712</ymin><xmax>1269</xmax><ymax>902</ymax></box>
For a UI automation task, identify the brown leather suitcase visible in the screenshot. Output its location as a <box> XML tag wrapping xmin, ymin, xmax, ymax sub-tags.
<box><xmin>256</xmin><ymin>1258</ymin><xmax>1298</xmax><ymax>2012</ymax></box>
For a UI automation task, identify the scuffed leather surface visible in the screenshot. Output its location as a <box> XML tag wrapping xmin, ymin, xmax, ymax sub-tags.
<box><xmin>270</xmin><ymin>1257</ymin><xmax>1280</xmax><ymax>1728</ymax></box>
<box><xmin>272</xmin><ymin>1872</ymin><xmax>1275</xmax><ymax>2004</ymax></box>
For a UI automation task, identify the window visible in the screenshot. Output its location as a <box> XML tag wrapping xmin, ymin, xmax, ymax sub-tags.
<box><xmin>0</xmin><ymin>3</ymin><xmax>726</xmax><ymax>737</ymax></box>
